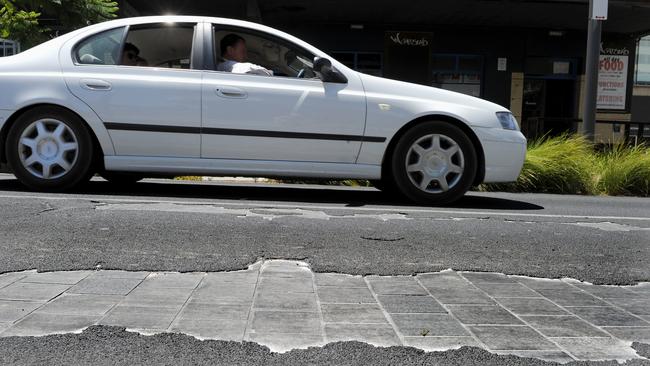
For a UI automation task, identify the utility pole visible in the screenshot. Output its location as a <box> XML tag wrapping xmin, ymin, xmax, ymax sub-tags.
<box><xmin>582</xmin><ymin>0</ymin><xmax>608</xmax><ymax>141</ymax></box>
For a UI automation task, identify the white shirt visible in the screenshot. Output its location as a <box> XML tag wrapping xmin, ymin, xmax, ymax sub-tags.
<box><xmin>217</xmin><ymin>59</ymin><xmax>273</xmax><ymax>76</ymax></box>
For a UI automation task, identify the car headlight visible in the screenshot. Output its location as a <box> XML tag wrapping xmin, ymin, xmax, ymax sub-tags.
<box><xmin>496</xmin><ymin>112</ymin><xmax>519</xmax><ymax>131</ymax></box>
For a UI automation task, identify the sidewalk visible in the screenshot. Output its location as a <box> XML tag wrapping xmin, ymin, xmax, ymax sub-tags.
<box><xmin>0</xmin><ymin>260</ymin><xmax>649</xmax><ymax>363</ymax></box>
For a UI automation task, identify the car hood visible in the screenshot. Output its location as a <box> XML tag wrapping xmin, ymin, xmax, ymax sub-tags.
<box><xmin>357</xmin><ymin>73</ymin><xmax>510</xmax><ymax>127</ymax></box>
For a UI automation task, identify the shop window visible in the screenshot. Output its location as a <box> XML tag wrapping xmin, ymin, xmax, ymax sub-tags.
<box><xmin>330</xmin><ymin>51</ymin><xmax>383</xmax><ymax>76</ymax></box>
<box><xmin>635</xmin><ymin>36</ymin><xmax>650</xmax><ymax>85</ymax></box>
<box><xmin>432</xmin><ymin>54</ymin><xmax>483</xmax><ymax>97</ymax></box>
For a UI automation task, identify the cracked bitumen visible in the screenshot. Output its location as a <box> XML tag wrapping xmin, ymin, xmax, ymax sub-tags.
<box><xmin>0</xmin><ymin>177</ymin><xmax>648</xmax><ymax>285</ymax></box>
<box><xmin>0</xmin><ymin>326</ymin><xmax>649</xmax><ymax>366</ymax></box>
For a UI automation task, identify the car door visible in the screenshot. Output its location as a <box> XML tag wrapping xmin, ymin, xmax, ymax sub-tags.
<box><xmin>201</xmin><ymin>24</ymin><xmax>367</xmax><ymax>163</ymax></box>
<box><xmin>61</xmin><ymin>23</ymin><xmax>202</xmax><ymax>158</ymax></box>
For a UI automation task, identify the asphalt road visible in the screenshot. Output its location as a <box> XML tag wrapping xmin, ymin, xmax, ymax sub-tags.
<box><xmin>0</xmin><ymin>174</ymin><xmax>648</xmax><ymax>285</ymax></box>
<box><xmin>1</xmin><ymin>326</ymin><xmax>649</xmax><ymax>366</ymax></box>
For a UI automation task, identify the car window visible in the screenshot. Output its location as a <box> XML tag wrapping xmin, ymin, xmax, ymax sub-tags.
<box><xmin>214</xmin><ymin>27</ymin><xmax>316</xmax><ymax>78</ymax></box>
<box><xmin>121</xmin><ymin>24</ymin><xmax>195</xmax><ymax>69</ymax></box>
<box><xmin>75</xmin><ymin>27</ymin><xmax>126</xmax><ymax>65</ymax></box>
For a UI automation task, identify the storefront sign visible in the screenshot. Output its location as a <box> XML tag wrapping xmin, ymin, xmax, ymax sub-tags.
<box><xmin>389</xmin><ymin>32</ymin><xmax>430</xmax><ymax>47</ymax></box>
<box><xmin>597</xmin><ymin>46</ymin><xmax>629</xmax><ymax>110</ymax></box>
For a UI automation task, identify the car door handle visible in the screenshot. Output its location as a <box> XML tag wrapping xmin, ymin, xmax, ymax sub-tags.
<box><xmin>80</xmin><ymin>79</ymin><xmax>112</xmax><ymax>91</ymax></box>
<box><xmin>216</xmin><ymin>87</ymin><xmax>247</xmax><ymax>99</ymax></box>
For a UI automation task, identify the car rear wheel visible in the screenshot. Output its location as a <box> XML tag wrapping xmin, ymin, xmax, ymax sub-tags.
<box><xmin>6</xmin><ymin>107</ymin><xmax>94</xmax><ymax>191</ymax></box>
<box><xmin>390</xmin><ymin>121</ymin><xmax>477</xmax><ymax>205</ymax></box>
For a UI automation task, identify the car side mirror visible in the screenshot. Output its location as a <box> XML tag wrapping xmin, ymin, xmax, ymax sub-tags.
<box><xmin>313</xmin><ymin>57</ymin><xmax>348</xmax><ymax>84</ymax></box>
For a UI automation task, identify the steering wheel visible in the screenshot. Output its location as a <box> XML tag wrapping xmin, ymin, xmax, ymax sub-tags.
<box><xmin>296</xmin><ymin>68</ymin><xmax>306</xmax><ymax>79</ymax></box>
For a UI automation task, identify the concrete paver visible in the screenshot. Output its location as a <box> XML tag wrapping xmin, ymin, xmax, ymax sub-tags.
<box><xmin>0</xmin><ymin>300</ymin><xmax>42</xmax><ymax>322</ymax></box>
<box><xmin>0</xmin><ymin>282</ymin><xmax>71</xmax><ymax>302</ymax></box>
<box><xmin>0</xmin><ymin>260</ymin><xmax>648</xmax><ymax>363</ymax></box>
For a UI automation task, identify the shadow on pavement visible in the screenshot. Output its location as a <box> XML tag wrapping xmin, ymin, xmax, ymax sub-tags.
<box><xmin>0</xmin><ymin>177</ymin><xmax>544</xmax><ymax>211</ymax></box>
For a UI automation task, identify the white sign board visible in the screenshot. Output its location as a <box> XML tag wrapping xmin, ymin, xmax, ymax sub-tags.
<box><xmin>497</xmin><ymin>58</ymin><xmax>507</xmax><ymax>71</ymax></box>
<box><xmin>597</xmin><ymin>55</ymin><xmax>628</xmax><ymax>110</ymax></box>
<box><xmin>590</xmin><ymin>0</ymin><xmax>608</xmax><ymax>20</ymax></box>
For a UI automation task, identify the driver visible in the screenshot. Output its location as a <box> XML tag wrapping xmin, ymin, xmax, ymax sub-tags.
<box><xmin>217</xmin><ymin>34</ymin><xmax>273</xmax><ymax>76</ymax></box>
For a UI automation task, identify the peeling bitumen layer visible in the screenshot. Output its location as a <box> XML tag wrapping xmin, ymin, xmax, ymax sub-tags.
<box><xmin>1</xmin><ymin>326</ymin><xmax>650</xmax><ymax>366</ymax></box>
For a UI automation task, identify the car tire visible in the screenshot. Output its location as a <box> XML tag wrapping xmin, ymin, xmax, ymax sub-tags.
<box><xmin>100</xmin><ymin>171</ymin><xmax>143</xmax><ymax>186</ymax></box>
<box><xmin>390</xmin><ymin>121</ymin><xmax>477</xmax><ymax>205</ymax></box>
<box><xmin>5</xmin><ymin>107</ymin><xmax>94</xmax><ymax>191</ymax></box>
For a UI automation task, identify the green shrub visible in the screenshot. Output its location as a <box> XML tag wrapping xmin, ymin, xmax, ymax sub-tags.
<box><xmin>482</xmin><ymin>134</ymin><xmax>596</xmax><ymax>195</ymax></box>
<box><xmin>595</xmin><ymin>144</ymin><xmax>650</xmax><ymax>196</ymax></box>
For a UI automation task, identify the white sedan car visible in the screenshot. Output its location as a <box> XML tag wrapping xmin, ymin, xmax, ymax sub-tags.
<box><xmin>0</xmin><ymin>16</ymin><xmax>526</xmax><ymax>204</ymax></box>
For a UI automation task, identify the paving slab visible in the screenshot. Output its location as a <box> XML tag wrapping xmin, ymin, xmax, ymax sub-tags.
<box><xmin>137</xmin><ymin>272</ymin><xmax>204</xmax><ymax>289</ymax></box>
<box><xmin>314</xmin><ymin>273</ymin><xmax>366</xmax><ymax>287</ymax></box>
<box><xmin>20</xmin><ymin>271</ymin><xmax>92</xmax><ymax>285</ymax></box>
<box><xmin>390</xmin><ymin>313</ymin><xmax>469</xmax><ymax>337</ymax></box>
<box><xmin>202</xmin><ymin>271</ymin><xmax>259</xmax><ymax>284</ymax></box>
<box><xmin>461</xmin><ymin>272</ymin><xmax>517</xmax><ymax>284</ymax></box>
<box><xmin>567</xmin><ymin>306</ymin><xmax>647</xmax><ymax>327</ymax></box>
<box><xmin>447</xmin><ymin>305</ymin><xmax>523</xmax><ymax>325</ymax></box>
<box><xmin>469</xmin><ymin>325</ymin><xmax>559</xmax><ymax>351</ymax></box>
<box><xmin>321</xmin><ymin>304</ymin><xmax>387</xmax><ymax>324</ymax></box>
<box><xmin>170</xmin><ymin>318</ymin><xmax>247</xmax><ymax>341</ymax></box>
<box><xmin>0</xmin><ymin>272</ymin><xmax>28</xmax><ymax>289</ymax></box>
<box><xmin>0</xmin><ymin>282</ymin><xmax>71</xmax><ymax>302</ymax></box>
<box><xmin>514</xmin><ymin>277</ymin><xmax>576</xmax><ymax>291</ymax></box>
<box><xmin>89</xmin><ymin>271</ymin><xmax>150</xmax><ymax>280</ymax></box>
<box><xmin>121</xmin><ymin>287</ymin><xmax>194</xmax><ymax>307</ymax></box>
<box><xmin>251</xmin><ymin>311</ymin><xmax>321</xmax><ymax>334</ymax></box>
<box><xmin>2</xmin><ymin>313</ymin><xmax>100</xmax><ymax>337</ymax></box>
<box><xmin>535</xmin><ymin>289</ymin><xmax>609</xmax><ymax>306</ymax></box>
<box><xmin>176</xmin><ymin>302</ymin><xmax>250</xmax><ymax>320</ymax></box>
<box><xmin>521</xmin><ymin>315</ymin><xmax>610</xmax><ymax>337</ymax></box>
<box><xmin>317</xmin><ymin>287</ymin><xmax>375</xmax><ymax>304</ymax></box>
<box><xmin>423</xmin><ymin>287</ymin><xmax>494</xmax><ymax>305</ymax></box>
<box><xmin>366</xmin><ymin>277</ymin><xmax>427</xmax><ymax>295</ymax></box>
<box><xmin>553</xmin><ymin>337</ymin><xmax>644</xmax><ymax>361</ymax></box>
<box><xmin>254</xmin><ymin>291</ymin><xmax>318</xmax><ymax>311</ymax></box>
<box><xmin>606</xmin><ymin>298</ymin><xmax>650</xmax><ymax>316</ymax></box>
<box><xmin>35</xmin><ymin>294</ymin><xmax>122</xmax><ymax>316</ymax></box>
<box><xmin>68</xmin><ymin>277</ymin><xmax>142</xmax><ymax>296</ymax></box>
<box><xmin>603</xmin><ymin>327</ymin><xmax>650</xmax><ymax>342</ymax></box>
<box><xmin>191</xmin><ymin>282</ymin><xmax>256</xmax><ymax>304</ymax></box>
<box><xmin>376</xmin><ymin>295</ymin><xmax>446</xmax><ymax>313</ymax></box>
<box><xmin>575</xmin><ymin>284</ymin><xmax>648</xmax><ymax>299</ymax></box>
<box><xmin>497</xmin><ymin>298</ymin><xmax>570</xmax><ymax>316</ymax></box>
<box><xmin>0</xmin><ymin>300</ymin><xmax>43</xmax><ymax>322</ymax></box>
<box><xmin>99</xmin><ymin>305</ymin><xmax>180</xmax><ymax>330</ymax></box>
<box><xmin>472</xmin><ymin>283</ymin><xmax>540</xmax><ymax>298</ymax></box>
<box><xmin>257</xmin><ymin>276</ymin><xmax>314</xmax><ymax>293</ymax></box>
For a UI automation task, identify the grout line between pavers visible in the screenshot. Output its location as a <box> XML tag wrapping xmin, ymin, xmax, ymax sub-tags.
<box><xmin>310</xmin><ymin>265</ymin><xmax>327</xmax><ymax>344</ymax></box>
<box><xmin>363</xmin><ymin>277</ymin><xmax>404</xmax><ymax>346</ymax></box>
<box><xmin>457</xmin><ymin>272</ymin><xmax>580</xmax><ymax>361</ymax></box>
<box><xmin>242</xmin><ymin>264</ymin><xmax>263</xmax><ymax>341</ymax></box>
<box><xmin>166</xmin><ymin>273</ymin><xmax>208</xmax><ymax>333</ymax></box>
<box><xmin>561</xmin><ymin>280</ymin><xmax>650</xmax><ymax>326</ymax></box>
<box><xmin>414</xmin><ymin>276</ymin><xmax>490</xmax><ymax>351</ymax></box>
<box><xmin>94</xmin><ymin>273</ymin><xmax>150</xmax><ymax>326</ymax></box>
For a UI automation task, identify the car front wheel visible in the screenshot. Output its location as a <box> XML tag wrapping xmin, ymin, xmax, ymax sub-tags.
<box><xmin>6</xmin><ymin>107</ymin><xmax>94</xmax><ymax>191</ymax></box>
<box><xmin>390</xmin><ymin>121</ymin><xmax>477</xmax><ymax>205</ymax></box>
